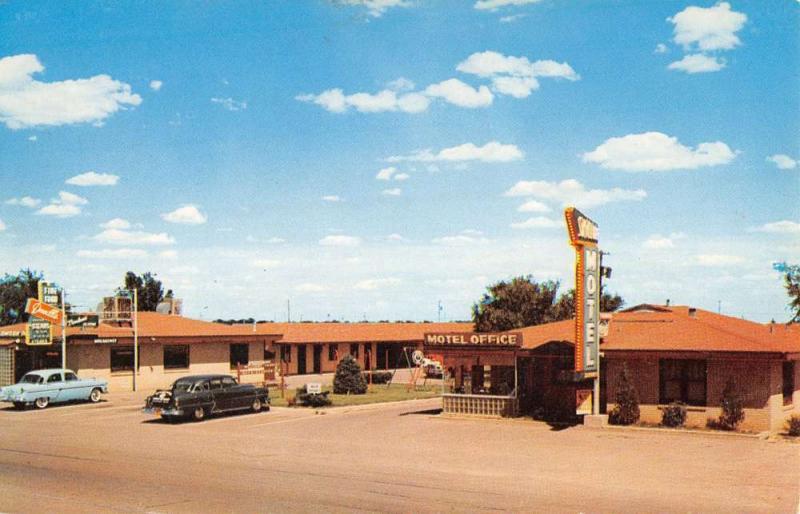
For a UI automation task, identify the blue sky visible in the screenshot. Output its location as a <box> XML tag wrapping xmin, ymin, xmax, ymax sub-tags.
<box><xmin>0</xmin><ymin>0</ymin><xmax>798</xmax><ymax>322</ymax></box>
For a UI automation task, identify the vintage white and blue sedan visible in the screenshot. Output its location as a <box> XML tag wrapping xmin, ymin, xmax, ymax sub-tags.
<box><xmin>0</xmin><ymin>369</ymin><xmax>108</xmax><ymax>409</ymax></box>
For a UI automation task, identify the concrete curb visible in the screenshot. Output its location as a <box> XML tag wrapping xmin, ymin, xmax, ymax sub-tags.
<box><xmin>594</xmin><ymin>422</ymin><xmax>767</xmax><ymax>440</ymax></box>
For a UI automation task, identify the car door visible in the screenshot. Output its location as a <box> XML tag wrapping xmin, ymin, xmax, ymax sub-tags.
<box><xmin>221</xmin><ymin>376</ymin><xmax>249</xmax><ymax>409</ymax></box>
<box><xmin>208</xmin><ymin>377</ymin><xmax>229</xmax><ymax>411</ymax></box>
<box><xmin>62</xmin><ymin>372</ymin><xmax>85</xmax><ymax>401</ymax></box>
<box><xmin>44</xmin><ymin>372</ymin><xmax>65</xmax><ymax>402</ymax></box>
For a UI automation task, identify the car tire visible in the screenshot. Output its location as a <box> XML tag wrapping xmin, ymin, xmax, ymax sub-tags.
<box><xmin>13</xmin><ymin>402</ymin><xmax>25</xmax><ymax>410</ymax></box>
<box><xmin>89</xmin><ymin>388</ymin><xmax>102</xmax><ymax>403</ymax></box>
<box><xmin>34</xmin><ymin>397</ymin><xmax>49</xmax><ymax>409</ymax></box>
<box><xmin>192</xmin><ymin>407</ymin><xmax>206</xmax><ymax>421</ymax></box>
<box><xmin>251</xmin><ymin>398</ymin><xmax>262</xmax><ymax>412</ymax></box>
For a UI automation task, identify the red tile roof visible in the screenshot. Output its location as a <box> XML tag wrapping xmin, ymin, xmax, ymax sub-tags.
<box><xmin>261</xmin><ymin>322</ymin><xmax>475</xmax><ymax>344</ymax></box>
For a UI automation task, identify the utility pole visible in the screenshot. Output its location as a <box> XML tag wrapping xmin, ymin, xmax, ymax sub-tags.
<box><xmin>287</xmin><ymin>299</ymin><xmax>291</xmax><ymax>322</ymax></box>
<box><xmin>133</xmin><ymin>289</ymin><xmax>139</xmax><ymax>392</ymax></box>
<box><xmin>61</xmin><ymin>288</ymin><xmax>67</xmax><ymax>372</ymax></box>
<box><xmin>437</xmin><ymin>300</ymin><xmax>443</xmax><ymax>322</ymax></box>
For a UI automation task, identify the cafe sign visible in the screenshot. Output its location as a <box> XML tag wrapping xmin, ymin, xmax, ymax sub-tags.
<box><xmin>26</xmin><ymin>317</ymin><xmax>52</xmax><ymax>346</ymax></box>
<box><xmin>564</xmin><ymin>207</ymin><xmax>600</xmax><ymax>379</ymax></box>
<box><xmin>424</xmin><ymin>332</ymin><xmax>522</xmax><ymax>347</ymax></box>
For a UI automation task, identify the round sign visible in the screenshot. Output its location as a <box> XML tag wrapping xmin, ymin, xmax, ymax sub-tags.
<box><xmin>412</xmin><ymin>350</ymin><xmax>425</xmax><ymax>365</ymax></box>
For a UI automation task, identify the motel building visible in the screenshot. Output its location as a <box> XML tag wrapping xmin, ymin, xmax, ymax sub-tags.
<box><xmin>1</xmin><ymin>303</ymin><xmax>798</xmax><ymax>433</ymax></box>
<box><xmin>424</xmin><ymin>304</ymin><xmax>800</xmax><ymax>433</ymax></box>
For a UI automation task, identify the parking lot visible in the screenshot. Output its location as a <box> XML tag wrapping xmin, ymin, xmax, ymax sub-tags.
<box><xmin>0</xmin><ymin>394</ymin><xmax>798</xmax><ymax>513</ymax></box>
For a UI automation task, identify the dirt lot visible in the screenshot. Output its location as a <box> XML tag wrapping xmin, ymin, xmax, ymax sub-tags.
<box><xmin>0</xmin><ymin>394</ymin><xmax>798</xmax><ymax>513</ymax></box>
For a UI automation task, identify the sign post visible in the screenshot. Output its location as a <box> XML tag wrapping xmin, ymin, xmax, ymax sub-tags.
<box><xmin>564</xmin><ymin>207</ymin><xmax>601</xmax><ymax>416</ymax></box>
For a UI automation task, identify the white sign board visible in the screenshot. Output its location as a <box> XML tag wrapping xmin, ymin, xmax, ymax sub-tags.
<box><xmin>306</xmin><ymin>382</ymin><xmax>322</xmax><ymax>394</ymax></box>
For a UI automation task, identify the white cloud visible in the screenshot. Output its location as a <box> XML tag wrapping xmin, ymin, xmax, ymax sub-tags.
<box><xmin>643</xmin><ymin>235</ymin><xmax>675</xmax><ymax>249</ymax></box>
<box><xmin>582</xmin><ymin>132</ymin><xmax>737</xmax><ymax>171</ymax></box>
<box><xmin>386</xmin><ymin>233</ymin><xmax>406</xmax><ymax>241</ymax></box>
<box><xmin>504</xmin><ymin>179</ymin><xmax>647</xmax><ymax>208</ymax></box>
<box><xmin>510</xmin><ymin>216</ymin><xmax>560</xmax><ymax>229</ymax></box>
<box><xmin>27</xmin><ymin>135</ymin><xmax>37</xmax><ymax>141</ymax></box>
<box><xmin>376</xmin><ymin>166</ymin><xmax>398</xmax><ymax>180</ymax></box>
<box><xmin>354</xmin><ymin>277</ymin><xmax>401</xmax><ymax>290</ymax></box>
<box><xmin>751</xmin><ymin>220</ymin><xmax>800</xmax><ymax>234</ymax></box>
<box><xmin>149</xmin><ymin>80</ymin><xmax>162</xmax><ymax>91</ymax></box>
<box><xmin>322</xmin><ymin>195</ymin><xmax>343</xmax><ymax>202</ymax></box>
<box><xmin>668</xmin><ymin>53</ymin><xmax>725</xmax><ymax>74</ymax></box>
<box><xmin>0</xmin><ymin>54</ymin><xmax>141</xmax><ymax>130</ymax></box>
<box><xmin>66</xmin><ymin>171</ymin><xmax>119</xmax><ymax>186</ymax></box>
<box><xmin>342</xmin><ymin>0</ymin><xmax>411</xmax><ymax>18</ymax></box>
<box><xmin>456</xmin><ymin>51</ymin><xmax>579</xmax><ymax>98</ymax></box>
<box><xmin>0</xmin><ymin>218</ymin><xmax>5</xmax><ymax>231</ymax></box>
<box><xmin>77</xmin><ymin>248</ymin><xmax>148</xmax><ymax>259</ymax></box>
<box><xmin>296</xmin><ymin>88</ymin><xmax>429</xmax><ymax>114</ymax></box>
<box><xmin>161</xmin><ymin>205</ymin><xmax>207</xmax><ymax>225</ymax></box>
<box><xmin>424</xmin><ymin>79</ymin><xmax>493</xmax><ymax>108</ymax></box>
<box><xmin>668</xmin><ymin>2</ymin><xmax>747</xmax><ymax>52</ymax></box>
<box><xmin>159</xmin><ymin>250</ymin><xmax>178</xmax><ymax>260</ymax></box>
<box><xmin>654</xmin><ymin>43</ymin><xmax>669</xmax><ymax>54</ymax></box>
<box><xmin>517</xmin><ymin>200</ymin><xmax>551</xmax><ymax>213</ymax></box>
<box><xmin>767</xmin><ymin>154</ymin><xmax>797</xmax><ymax>170</ymax></box>
<box><xmin>319</xmin><ymin>235</ymin><xmax>362</xmax><ymax>247</ymax></box>
<box><xmin>499</xmin><ymin>14</ymin><xmax>527</xmax><ymax>23</ymax></box>
<box><xmin>386</xmin><ymin>77</ymin><xmax>415</xmax><ymax>91</ymax></box>
<box><xmin>474</xmin><ymin>0</ymin><xmax>541</xmax><ymax>10</ymax></box>
<box><xmin>382</xmin><ymin>188</ymin><xmax>402</xmax><ymax>196</ymax></box>
<box><xmin>251</xmin><ymin>258</ymin><xmax>282</xmax><ymax>269</ymax></box>
<box><xmin>388</xmin><ymin>141</ymin><xmax>523</xmax><ymax>163</ymax></box>
<box><xmin>100</xmin><ymin>218</ymin><xmax>131</xmax><ymax>230</ymax></box>
<box><xmin>35</xmin><ymin>191</ymin><xmax>88</xmax><ymax>218</ymax></box>
<box><xmin>5</xmin><ymin>196</ymin><xmax>40</xmax><ymax>207</ymax></box>
<box><xmin>295</xmin><ymin>282</ymin><xmax>327</xmax><ymax>293</ymax></box>
<box><xmin>695</xmin><ymin>253</ymin><xmax>745</xmax><ymax>266</ymax></box>
<box><xmin>432</xmin><ymin>230</ymin><xmax>490</xmax><ymax>246</ymax></box>
<box><xmin>94</xmin><ymin>228</ymin><xmax>175</xmax><ymax>246</ymax></box>
<box><xmin>211</xmin><ymin>97</ymin><xmax>247</xmax><ymax>111</ymax></box>
<box><xmin>394</xmin><ymin>173</ymin><xmax>410</xmax><ymax>181</ymax></box>
<box><xmin>266</xmin><ymin>237</ymin><xmax>286</xmax><ymax>244</ymax></box>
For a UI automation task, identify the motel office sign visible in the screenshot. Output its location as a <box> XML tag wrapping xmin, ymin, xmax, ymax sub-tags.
<box><xmin>564</xmin><ymin>207</ymin><xmax>600</xmax><ymax>380</ymax></box>
<box><xmin>424</xmin><ymin>332</ymin><xmax>522</xmax><ymax>348</ymax></box>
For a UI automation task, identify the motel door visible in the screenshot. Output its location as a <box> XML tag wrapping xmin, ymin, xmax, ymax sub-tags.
<box><xmin>313</xmin><ymin>344</ymin><xmax>322</xmax><ymax>374</ymax></box>
<box><xmin>297</xmin><ymin>344</ymin><xmax>307</xmax><ymax>375</ymax></box>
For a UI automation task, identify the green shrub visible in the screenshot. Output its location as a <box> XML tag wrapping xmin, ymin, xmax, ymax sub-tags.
<box><xmin>661</xmin><ymin>402</ymin><xmax>687</xmax><ymax>428</ymax></box>
<box><xmin>787</xmin><ymin>415</ymin><xmax>800</xmax><ymax>436</ymax></box>
<box><xmin>715</xmin><ymin>377</ymin><xmax>745</xmax><ymax>430</ymax></box>
<box><xmin>363</xmin><ymin>371</ymin><xmax>393</xmax><ymax>385</ymax></box>
<box><xmin>609</xmin><ymin>364</ymin><xmax>640</xmax><ymax>425</ymax></box>
<box><xmin>333</xmin><ymin>355</ymin><xmax>367</xmax><ymax>394</ymax></box>
<box><xmin>295</xmin><ymin>385</ymin><xmax>332</xmax><ymax>407</ymax></box>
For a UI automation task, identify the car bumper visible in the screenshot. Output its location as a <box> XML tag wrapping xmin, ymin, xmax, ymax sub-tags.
<box><xmin>1</xmin><ymin>394</ymin><xmax>26</xmax><ymax>403</ymax></box>
<box><xmin>142</xmin><ymin>407</ymin><xmax>184</xmax><ymax>417</ymax></box>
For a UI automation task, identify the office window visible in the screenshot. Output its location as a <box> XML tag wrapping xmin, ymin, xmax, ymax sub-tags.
<box><xmin>328</xmin><ymin>344</ymin><xmax>338</xmax><ymax>361</ymax></box>
<box><xmin>280</xmin><ymin>345</ymin><xmax>291</xmax><ymax>363</ymax></box>
<box><xmin>659</xmin><ymin>359</ymin><xmax>707</xmax><ymax>406</ymax></box>
<box><xmin>230</xmin><ymin>343</ymin><xmax>249</xmax><ymax>369</ymax></box>
<box><xmin>164</xmin><ymin>345</ymin><xmax>190</xmax><ymax>370</ymax></box>
<box><xmin>111</xmin><ymin>347</ymin><xmax>136</xmax><ymax>372</ymax></box>
<box><xmin>350</xmin><ymin>343</ymin><xmax>359</xmax><ymax>358</ymax></box>
<box><xmin>784</xmin><ymin>361</ymin><xmax>795</xmax><ymax>405</ymax></box>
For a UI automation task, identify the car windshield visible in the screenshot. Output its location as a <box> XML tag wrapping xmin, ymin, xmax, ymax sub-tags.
<box><xmin>172</xmin><ymin>379</ymin><xmax>195</xmax><ymax>392</ymax></box>
<box><xmin>20</xmin><ymin>374</ymin><xmax>43</xmax><ymax>384</ymax></box>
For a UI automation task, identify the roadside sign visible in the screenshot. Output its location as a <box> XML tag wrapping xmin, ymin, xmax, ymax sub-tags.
<box><xmin>93</xmin><ymin>338</ymin><xmax>117</xmax><ymax>344</ymax></box>
<box><xmin>26</xmin><ymin>318</ymin><xmax>52</xmax><ymax>346</ymax></box>
<box><xmin>306</xmin><ymin>383</ymin><xmax>322</xmax><ymax>394</ymax></box>
<box><xmin>25</xmin><ymin>298</ymin><xmax>63</xmax><ymax>325</ymax></box>
<box><xmin>38</xmin><ymin>281</ymin><xmax>61</xmax><ymax>307</ymax></box>
<box><xmin>68</xmin><ymin>313</ymin><xmax>99</xmax><ymax>328</ymax></box>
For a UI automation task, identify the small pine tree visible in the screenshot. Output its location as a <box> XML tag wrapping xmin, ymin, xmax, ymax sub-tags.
<box><xmin>717</xmin><ymin>377</ymin><xmax>745</xmax><ymax>430</ymax></box>
<box><xmin>333</xmin><ymin>355</ymin><xmax>367</xmax><ymax>395</ymax></box>
<box><xmin>609</xmin><ymin>364</ymin><xmax>640</xmax><ymax>425</ymax></box>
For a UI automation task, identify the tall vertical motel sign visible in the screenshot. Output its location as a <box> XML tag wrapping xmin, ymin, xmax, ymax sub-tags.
<box><xmin>564</xmin><ymin>207</ymin><xmax>600</xmax><ymax>381</ymax></box>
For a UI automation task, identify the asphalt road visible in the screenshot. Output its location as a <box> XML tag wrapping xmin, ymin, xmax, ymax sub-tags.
<box><xmin>0</xmin><ymin>395</ymin><xmax>798</xmax><ymax>513</ymax></box>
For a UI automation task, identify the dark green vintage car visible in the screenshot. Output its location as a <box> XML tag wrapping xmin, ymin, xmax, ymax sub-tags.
<box><xmin>143</xmin><ymin>374</ymin><xmax>269</xmax><ymax>422</ymax></box>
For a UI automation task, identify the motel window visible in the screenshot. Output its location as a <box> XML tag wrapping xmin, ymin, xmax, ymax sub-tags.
<box><xmin>659</xmin><ymin>359</ymin><xmax>707</xmax><ymax>406</ymax></box>
<box><xmin>783</xmin><ymin>361</ymin><xmax>795</xmax><ymax>406</ymax></box>
<box><xmin>264</xmin><ymin>348</ymin><xmax>276</xmax><ymax>361</ymax></box>
<box><xmin>163</xmin><ymin>345</ymin><xmax>190</xmax><ymax>370</ymax></box>
<box><xmin>328</xmin><ymin>344</ymin><xmax>338</xmax><ymax>361</ymax></box>
<box><xmin>110</xmin><ymin>347</ymin><xmax>136</xmax><ymax>372</ymax></box>
<box><xmin>230</xmin><ymin>343</ymin><xmax>249</xmax><ymax>369</ymax></box>
<box><xmin>350</xmin><ymin>343</ymin><xmax>359</xmax><ymax>358</ymax></box>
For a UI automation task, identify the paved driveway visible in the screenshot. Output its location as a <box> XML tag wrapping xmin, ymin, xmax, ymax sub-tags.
<box><xmin>0</xmin><ymin>396</ymin><xmax>797</xmax><ymax>513</ymax></box>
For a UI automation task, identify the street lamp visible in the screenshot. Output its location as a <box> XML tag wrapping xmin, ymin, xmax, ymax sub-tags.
<box><xmin>115</xmin><ymin>288</ymin><xmax>139</xmax><ymax>391</ymax></box>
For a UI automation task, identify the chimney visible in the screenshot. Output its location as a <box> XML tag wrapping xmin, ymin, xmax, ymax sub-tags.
<box><xmin>688</xmin><ymin>307</ymin><xmax>697</xmax><ymax>318</ymax></box>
